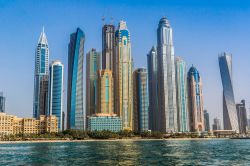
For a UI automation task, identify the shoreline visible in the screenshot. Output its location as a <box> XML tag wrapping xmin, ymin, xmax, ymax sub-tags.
<box><xmin>0</xmin><ymin>137</ymin><xmax>228</xmax><ymax>144</ymax></box>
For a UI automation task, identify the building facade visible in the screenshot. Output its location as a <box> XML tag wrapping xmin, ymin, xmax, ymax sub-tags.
<box><xmin>236</xmin><ymin>100</ymin><xmax>247</xmax><ymax>134</ymax></box>
<box><xmin>67</xmin><ymin>28</ymin><xmax>85</xmax><ymax>130</ymax></box>
<box><xmin>48</xmin><ymin>60</ymin><xmax>64</xmax><ymax>131</ymax></box>
<box><xmin>97</xmin><ymin>70</ymin><xmax>114</xmax><ymax>114</ymax></box>
<box><xmin>157</xmin><ymin>17</ymin><xmax>177</xmax><ymax>132</ymax></box>
<box><xmin>114</xmin><ymin>21</ymin><xmax>133</xmax><ymax>130</ymax></box>
<box><xmin>175</xmin><ymin>57</ymin><xmax>189</xmax><ymax>132</ymax></box>
<box><xmin>147</xmin><ymin>46</ymin><xmax>159</xmax><ymax>131</ymax></box>
<box><xmin>188</xmin><ymin>66</ymin><xmax>204</xmax><ymax>132</ymax></box>
<box><xmin>212</xmin><ymin>117</ymin><xmax>221</xmax><ymax>131</ymax></box>
<box><xmin>204</xmin><ymin>110</ymin><xmax>210</xmax><ymax>132</ymax></box>
<box><xmin>133</xmin><ymin>68</ymin><xmax>149</xmax><ymax>132</ymax></box>
<box><xmin>86</xmin><ymin>49</ymin><xmax>101</xmax><ymax>117</ymax></box>
<box><xmin>102</xmin><ymin>24</ymin><xmax>115</xmax><ymax>71</ymax></box>
<box><xmin>0</xmin><ymin>113</ymin><xmax>58</xmax><ymax>136</ymax></box>
<box><xmin>87</xmin><ymin>113</ymin><xmax>122</xmax><ymax>132</ymax></box>
<box><xmin>218</xmin><ymin>53</ymin><xmax>239</xmax><ymax>132</ymax></box>
<box><xmin>33</xmin><ymin>28</ymin><xmax>49</xmax><ymax>119</ymax></box>
<box><xmin>0</xmin><ymin>92</ymin><xmax>5</xmax><ymax>113</ymax></box>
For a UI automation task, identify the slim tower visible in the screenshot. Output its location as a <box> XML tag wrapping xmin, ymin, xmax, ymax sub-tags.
<box><xmin>67</xmin><ymin>28</ymin><xmax>85</xmax><ymax>130</ymax></box>
<box><xmin>0</xmin><ymin>92</ymin><xmax>5</xmax><ymax>113</ymax></box>
<box><xmin>114</xmin><ymin>21</ymin><xmax>133</xmax><ymax>130</ymax></box>
<box><xmin>219</xmin><ymin>53</ymin><xmax>239</xmax><ymax>132</ymax></box>
<box><xmin>157</xmin><ymin>17</ymin><xmax>177</xmax><ymax>132</ymax></box>
<box><xmin>48</xmin><ymin>60</ymin><xmax>64</xmax><ymax>131</ymax></box>
<box><xmin>33</xmin><ymin>27</ymin><xmax>49</xmax><ymax>119</ymax></box>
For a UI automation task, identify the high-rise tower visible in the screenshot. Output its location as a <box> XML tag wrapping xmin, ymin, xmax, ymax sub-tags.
<box><xmin>219</xmin><ymin>53</ymin><xmax>239</xmax><ymax>132</ymax></box>
<box><xmin>133</xmin><ymin>68</ymin><xmax>149</xmax><ymax>132</ymax></box>
<box><xmin>48</xmin><ymin>60</ymin><xmax>64</xmax><ymax>131</ymax></box>
<box><xmin>86</xmin><ymin>49</ymin><xmax>101</xmax><ymax>117</ymax></box>
<box><xmin>157</xmin><ymin>17</ymin><xmax>177</xmax><ymax>132</ymax></box>
<box><xmin>102</xmin><ymin>24</ymin><xmax>115</xmax><ymax>71</ymax></box>
<box><xmin>175</xmin><ymin>57</ymin><xmax>189</xmax><ymax>132</ymax></box>
<box><xmin>0</xmin><ymin>92</ymin><xmax>5</xmax><ymax>113</ymax></box>
<box><xmin>33</xmin><ymin>27</ymin><xmax>49</xmax><ymax>119</ymax></box>
<box><xmin>147</xmin><ymin>46</ymin><xmax>159</xmax><ymax>131</ymax></box>
<box><xmin>114</xmin><ymin>20</ymin><xmax>133</xmax><ymax>130</ymax></box>
<box><xmin>188</xmin><ymin>66</ymin><xmax>204</xmax><ymax>132</ymax></box>
<box><xmin>67</xmin><ymin>28</ymin><xmax>85</xmax><ymax>130</ymax></box>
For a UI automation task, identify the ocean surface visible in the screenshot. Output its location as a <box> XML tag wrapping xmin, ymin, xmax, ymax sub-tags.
<box><xmin>0</xmin><ymin>139</ymin><xmax>249</xmax><ymax>165</ymax></box>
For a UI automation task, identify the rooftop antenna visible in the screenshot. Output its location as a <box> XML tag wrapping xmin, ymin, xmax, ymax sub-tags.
<box><xmin>42</xmin><ymin>26</ymin><xmax>45</xmax><ymax>33</ymax></box>
<box><xmin>102</xmin><ymin>16</ymin><xmax>105</xmax><ymax>25</ymax></box>
<box><xmin>110</xmin><ymin>16</ymin><xmax>114</xmax><ymax>25</ymax></box>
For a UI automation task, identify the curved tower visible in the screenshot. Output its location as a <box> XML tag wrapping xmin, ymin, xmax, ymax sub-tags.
<box><xmin>114</xmin><ymin>21</ymin><xmax>133</xmax><ymax>130</ymax></box>
<box><xmin>33</xmin><ymin>27</ymin><xmax>49</xmax><ymax>119</ymax></box>
<box><xmin>219</xmin><ymin>53</ymin><xmax>238</xmax><ymax>132</ymax></box>
<box><xmin>157</xmin><ymin>17</ymin><xmax>177</xmax><ymax>132</ymax></box>
<box><xmin>188</xmin><ymin>66</ymin><xmax>204</xmax><ymax>132</ymax></box>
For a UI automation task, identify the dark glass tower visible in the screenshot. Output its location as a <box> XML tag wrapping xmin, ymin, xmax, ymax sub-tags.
<box><xmin>67</xmin><ymin>28</ymin><xmax>85</xmax><ymax>130</ymax></box>
<box><xmin>0</xmin><ymin>92</ymin><xmax>5</xmax><ymax>113</ymax></box>
<box><xmin>236</xmin><ymin>100</ymin><xmax>247</xmax><ymax>134</ymax></box>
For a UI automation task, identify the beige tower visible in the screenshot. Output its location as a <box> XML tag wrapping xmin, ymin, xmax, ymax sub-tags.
<box><xmin>97</xmin><ymin>70</ymin><xmax>114</xmax><ymax>115</ymax></box>
<box><xmin>114</xmin><ymin>20</ymin><xmax>133</xmax><ymax>130</ymax></box>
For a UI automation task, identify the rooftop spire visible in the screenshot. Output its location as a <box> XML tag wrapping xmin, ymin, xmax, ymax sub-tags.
<box><xmin>38</xmin><ymin>26</ymin><xmax>48</xmax><ymax>45</ymax></box>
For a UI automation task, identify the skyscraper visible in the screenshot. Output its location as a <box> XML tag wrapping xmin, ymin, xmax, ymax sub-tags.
<box><xmin>175</xmin><ymin>57</ymin><xmax>189</xmax><ymax>132</ymax></box>
<box><xmin>219</xmin><ymin>53</ymin><xmax>239</xmax><ymax>132</ymax></box>
<box><xmin>212</xmin><ymin>117</ymin><xmax>221</xmax><ymax>130</ymax></box>
<box><xmin>147</xmin><ymin>46</ymin><xmax>159</xmax><ymax>131</ymax></box>
<box><xmin>86</xmin><ymin>49</ymin><xmax>101</xmax><ymax>117</ymax></box>
<box><xmin>114</xmin><ymin>20</ymin><xmax>133</xmax><ymax>130</ymax></box>
<box><xmin>236</xmin><ymin>100</ymin><xmax>247</xmax><ymax>134</ymax></box>
<box><xmin>203</xmin><ymin>110</ymin><xmax>210</xmax><ymax>132</ymax></box>
<box><xmin>97</xmin><ymin>70</ymin><xmax>114</xmax><ymax>114</ymax></box>
<box><xmin>188</xmin><ymin>66</ymin><xmax>204</xmax><ymax>132</ymax></box>
<box><xmin>0</xmin><ymin>92</ymin><xmax>5</xmax><ymax>113</ymax></box>
<box><xmin>33</xmin><ymin>27</ymin><xmax>49</xmax><ymax>119</ymax></box>
<box><xmin>48</xmin><ymin>60</ymin><xmax>64</xmax><ymax>131</ymax></box>
<box><xmin>67</xmin><ymin>28</ymin><xmax>85</xmax><ymax>130</ymax></box>
<box><xmin>133</xmin><ymin>68</ymin><xmax>149</xmax><ymax>132</ymax></box>
<box><xmin>157</xmin><ymin>17</ymin><xmax>177</xmax><ymax>132</ymax></box>
<box><xmin>102</xmin><ymin>24</ymin><xmax>115</xmax><ymax>71</ymax></box>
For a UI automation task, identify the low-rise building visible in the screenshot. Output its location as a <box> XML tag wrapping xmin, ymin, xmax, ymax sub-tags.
<box><xmin>87</xmin><ymin>113</ymin><xmax>122</xmax><ymax>132</ymax></box>
<box><xmin>0</xmin><ymin>113</ymin><xmax>58</xmax><ymax>136</ymax></box>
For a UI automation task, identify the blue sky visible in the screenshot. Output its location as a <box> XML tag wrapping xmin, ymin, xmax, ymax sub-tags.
<box><xmin>1</xmin><ymin>0</ymin><xmax>250</xmax><ymax>125</ymax></box>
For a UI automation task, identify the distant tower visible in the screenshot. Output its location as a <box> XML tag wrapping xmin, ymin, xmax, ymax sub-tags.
<box><xmin>97</xmin><ymin>70</ymin><xmax>114</xmax><ymax>115</ymax></box>
<box><xmin>0</xmin><ymin>92</ymin><xmax>5</xmax><ymax>113</ymax></box>
<box><xmin>114</xmin><ymin>20</ymin><xmax>133</xmax><ymax>130</ymax></box>
<box><xmin>86</xmin><ymin>49</ymin><xmax>101</xmax><ymax>117</ymax></box>
<box><xmin>133</xmin><ymin>68</ymin><xmax>149</xmax><ymax>132</ymax></box>
<box><xmin>147</xmin><ymin>46</ymin><xmax>158</xmax><ymax>131</ymax></box>
<box><xmin>203</xmin><ymin>110</ymin><xmax>210</xmax><ymax>132</ymax></box>
<box><xmin>188</xmin><ymin>66</ymin><xmax>204</xmax><ymax>132</ymax></box>
<box><xmin>175</xmin><ymin>57</ymin><xmax>189</xmax><ymax>132</ymax></box>
<box><xmin>157</xmin><ymin>17</ymin><xmax>177</xmax><ymax>132</ymax></box>
<box><xmin>67</xmin><ymin>28</ymin><xmax>85</xmax><ymax>130</ymax></box>
<box><xmin>212</xmin><ymin>117</ymin><xmax>222</xmax><ymax>130</ymax></box>
<box><xmin>33</xmin><ymin>27</ymin><xmax>49</xmax><ymax>119</ymax></box>
<box><xmin>48</xmin><ymin>60</ymin><xmax>64</xmax><ymax>131</ymax></box>
<box><xmin>219</xmin><ymin>53</ymin><xmax>239</xmax><ymax>132</ymax></box>
<box><xmin>236</xmin><ymin>100</ymin><xmax>247</xmax><ymax>134</ymax></box>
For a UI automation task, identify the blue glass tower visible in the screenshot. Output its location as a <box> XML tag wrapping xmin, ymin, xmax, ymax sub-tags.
<box><xmin>48</xmin><ymin>60</ymin><xmax>64</xmax><ymax>131</ymax></box>
<box><xmin>133</xmin><ymin>68</ymin><xmax>149</xmax><ymax>132</ymax></box>
<box><xmin>0</xmin><ymin>92</ymin><xmax>5</xmax><ymax>113</ymax></box>
<box><xmin>219</xmin><ymin>53</ymin><xmax>239</xmax><ymax>132</ymax></box>
<box><xmin>33</xmin><ymin>27</ymin><xmax>49</xmax><ymax>119</ymax></box>
<box><xmin>67</xmin><ymin>28</ymin><xmax>85</xmax><ymax>130</ymax></box>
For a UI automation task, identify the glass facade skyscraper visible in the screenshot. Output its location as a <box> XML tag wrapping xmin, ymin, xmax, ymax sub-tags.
<box><xmin>0</xmin><ymin>92</ymin><xmax>5</xmax><ymax>113</ymax></box>
<box><xmin>133</xmin><ymin>68</ymin><xmax>149</xmax><ymax>132</ymax></box>
<box><xmin>48</xmin><ymin>60</ymin><xmax>64</xmax><ymax>131</ymax></box>
<box><xmin>236</xmin><ymin>100</ymin><xmax>247</xmax><ymax>134</ymax></box>
<box><xmin>86</xmin><ymin>49</ymin><xmax>101</xmax><ymax>117</ymax></box>
<box><xmin>33</xmin><ymin>27</ymin><xmax>49</xmax><ymax>119</ymax></box>
<box><xmin>204</xmin><ymin>110</ymin><xmax>210</xmax><ymax>132</ymax></box>
<box><xmin>188</xmin><ymin>66</ymin><xmax>204</xmax><ymax>132</ymax></box>
<box><xmin>67</xmin><ymin>28</ymin><xmax>85</xmax><ymax>130</ymax></box>
<box><xmin>175</xmin><ymin>57</ymin><xmax>189</xmax><ymax>132</ymax></box>
<box><xmin>219</xmin><ymin>53</ymin><xmax>239</xmax><ymax>132</ymax></box>
<box><xmin>114</xmin><ymin>20</ymin><xmax>133</xmax><ymax>130</ymax></box>
<box><xmin>147</xmin><ymin>46</ymin><xmax>159</xmax><ymax>131</ymax></box>
<box><xmin>157</xmin><ymin>17</ymin><xmax>177</xmax><ymax>132</ymax></box>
